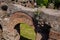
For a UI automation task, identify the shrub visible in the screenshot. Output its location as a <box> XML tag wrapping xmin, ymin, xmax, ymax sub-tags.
<box><xmin>36</xmin><ymin>0</ymin><xmax>60</xmax><ymax>9</ymax></box>
<box><xmin>36</xmin><ymin>0</ymin><xmax>48</xmax><ymax>7</ymax></box>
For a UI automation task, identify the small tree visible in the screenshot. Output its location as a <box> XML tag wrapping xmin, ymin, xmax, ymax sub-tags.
<box><xmin>54</xmin><ymin>0</ymin><xmax>60</xmax><ymax>9</ymax></box>
<box><xmin>36</xmin><ymin>0</ymin><xmax>48</xmax><ymax>7</ymax></box>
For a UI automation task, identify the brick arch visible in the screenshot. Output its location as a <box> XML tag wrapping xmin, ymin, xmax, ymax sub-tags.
<box><xmin>10</xmin><ymin>11</ymin><xmax>33</xmax><ymax>21</ymax></box>
<box><xmin>9</xmin><ymin>18</ymin><xmax>34</xmax><ymax>29</ymax></box>
<box><xmin>7</xmin><ymin>11</ymin><xmax>35</xmax><ymax>40</ymax></box>
<box><xmin>8</xmin><ymin>11</ymin><xmax>35</xmax><ymax>29</ymax></box>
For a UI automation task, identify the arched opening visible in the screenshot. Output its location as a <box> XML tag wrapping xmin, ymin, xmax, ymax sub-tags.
<box><xmin>0</xmin><ymin>25</ymin><xmax>2</xmax><ymax>30</ymax></box>
<box><xmin>14</xmin><ymin>23</ymin><xmax>20</xmax><ymax>35</ymax></box>
<box><xmin>11</xmin><ymin>11</ymin><xmax>36</xmax><ymax>40</ymax></box>
<box><xmin>11</xmin><ymin>0</ymin><xmax>15</xmax><ymax>1</ymax></box>
<box><xmin>14</xmin><ymin>23</ymin><xmax>35</xmax><ymax>40</ymax></box>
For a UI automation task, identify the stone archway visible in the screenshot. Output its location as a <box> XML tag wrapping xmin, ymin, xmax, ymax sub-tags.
<box><xmin>4</xmin><ymin>11</ymin><xmax>35</xmax><ymax>40</ymax></box>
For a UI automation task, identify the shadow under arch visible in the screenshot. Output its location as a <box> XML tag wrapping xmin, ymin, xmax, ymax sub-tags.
<box><xmin>0</xmin><ymin>24</ymin><xmax>3</xmax><ymax>40</ymax></box>
<box><xmin>14</xmin><ymin>23</ymin><xmax>20</xmax><ymax>35</ymax></box>
<box><xmin>0</xmin><ymin>24</ymin><xmax>2</xmax><ymax>30</ymax></box>
<box><xmin>14</xmin><ymin>23</ymin><xmax>35</xmax><ymax>40</ymax></box>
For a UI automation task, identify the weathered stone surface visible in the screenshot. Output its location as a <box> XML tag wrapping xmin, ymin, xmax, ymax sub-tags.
<box><xmin>0</xmin><ymin>1</ymin><xmax>35</xmax><ymax>40</ymax></box>
<box><xmin>38</xmin><ymin>9</ymin><xmax>60</xmax><ymax>40</ymax></box>
<box><xmin>0</xmin><ymin>10</ymin><xmax>34</xmax><ymax>40</ymax></box>
<box><xmin>0</xmin><ymin>1</ymin><xmax>60</xmax><ymax>40</ymax></box>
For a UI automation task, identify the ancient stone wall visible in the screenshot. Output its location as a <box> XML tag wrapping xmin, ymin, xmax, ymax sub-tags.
<box><xmin>0</xmin><ymin>1</ymin><xmax>60</xmax><ymax>40</ymax></box>
<box><xmin>0</xmin><ymin>2</ymin><xmax>35</xmax><ymax>40</ymax></box>
<box><xmin>37</xmin><ymin>10</ymin><xmax>60</xmax><ymax>40</ymax></box>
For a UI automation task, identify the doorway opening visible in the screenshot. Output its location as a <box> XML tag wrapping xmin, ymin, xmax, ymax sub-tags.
<box><xmin>14</xmin><ymin>23</ymin><xmax>35</xmax><ymax>40</ymax></box>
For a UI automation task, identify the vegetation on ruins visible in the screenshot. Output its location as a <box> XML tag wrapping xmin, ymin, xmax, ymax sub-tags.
<box><xmin>0</xmin><ymin>0</ymin><xmax>60</xmax><ymax>40</ymax></box>
<box><xmin>36</xmin><ymin>0</ymin><xmax>48</xmax><ymax>7</ymax></box>
<box><xmin>20</xmin><ymin>24</ymin><xmax>35</xmax><ymax>40</ymax></box>
<box><xmin>36</xmin><ymin>0</ymin><xmax>60</xmax><ymax>9</ymax></box>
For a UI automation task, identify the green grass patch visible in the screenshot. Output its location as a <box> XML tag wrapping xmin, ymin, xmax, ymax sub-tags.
<box><xmin>20</xmin><ymin>23</ymin><xmax>35</xmax><ymax>40</ymax></box>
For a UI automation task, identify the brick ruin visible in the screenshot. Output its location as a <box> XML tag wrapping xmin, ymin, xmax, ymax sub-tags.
<box><xmin>0</xmin><ymin>6</ymin><xmax>35</xmax><ymax>40</ymax></box>
<box><xmin>0</xmin><ymin>0</ymin><xmax>60</xmax><ymax>40</ymax></box>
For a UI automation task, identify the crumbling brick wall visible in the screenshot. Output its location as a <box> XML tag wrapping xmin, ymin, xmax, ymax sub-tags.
<box><xmin>0</xmin><ymin>1</ymin><xmax>60</xmax><ymax>40</ymax></box>
<box><xmin>0</xmin><ymin>3</ymin><xmax>35</xmax><ymax>40</ymax></box>
<box><xmin>0</xmin><ymin>11</ymin><xmax>35</xmax><ymax>40</ymax></box>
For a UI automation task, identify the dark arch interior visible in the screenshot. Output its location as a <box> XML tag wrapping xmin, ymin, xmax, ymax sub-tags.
<box><xmin>14</xmin><ymin>23</ymin><xmax>34</xmax><ymax>40</ymax></box>
<box><xmin>14</xmin><ymin>23</ymin><xmax>20</xmax><ymax>34</ymax></box>
<box><xmin>14</xmin><ymin>23</ymin><xmax>20</xmax><ymax>40</ymax></box>
<box><xmin>14</xmin><ymin>23</ymin><xmax>35</xmax><ymax>40</ymax></box>
<box><xmin>11</xmin><ymin>0</ymin><xmax>15</xmax><ymax>1</ymax></box>
<box><xmin>20</xmin><ymin>35</ymin><xmax>31</xmax><ymax>40</ymax></box>
<box><xmin>0</xmin><ymin>25</ymin><xmax>2</xmax><ymax>30</ymax></box>
<box><xmin>11</xmin><ymin>0</ymin><xmax>18</xmax><ymax>2</ymax></box>
<box><xmin>1</xmin><ymin>5</ymin><xmax>8</xmax><ymax>11</ymax></box>
<box><xmin>0</xmin><ymin>25</ymin><xmax>5</xmax><ymax>40</ymax></box>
